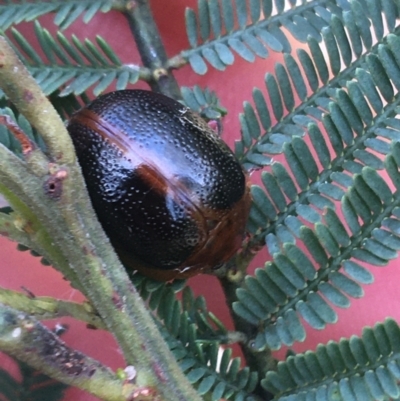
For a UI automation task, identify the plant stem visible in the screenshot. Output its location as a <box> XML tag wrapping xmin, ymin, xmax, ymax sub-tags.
<box><xmin>0</xmin><ymin>304</ymin><xmax>137</xmax><ymax>401</ymax></box>
<box><xmin>0</xmin><ymin>209</ymin><xmax>39</xmax><ymax>252</ymax></box>
<box><xmin>122</xmin><ymin>0</ymin><xmax>182</xmax><ymax>99</ymax></box>
<box><xmin>0</xmin><ymin>288</ymin><xmax>105</xmax><ymax>329</ymax></box>
<box><xmin>0</xmin><ymin>37</ymin><xmax>201</xmax><ymax>401</ymax></box>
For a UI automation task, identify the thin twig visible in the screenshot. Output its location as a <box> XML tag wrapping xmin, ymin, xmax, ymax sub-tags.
<box><xmin>122</xmin><ymin>0</ymin><xmax>182</xmax><ymax>99</ymax></box>
<box><xmin>0</xmin><ymin>209</ymin><xmax>37</xmax><ymax>250</ymax></box>
<box><xmin>0</xmin><ymin>303</ymin><xmax>142</xmax><ymax>401</ymax></box>
<box><xmin>0</xmin><ymin>288</ymin><xmax>105</xmax><ymax>329</ymax></box>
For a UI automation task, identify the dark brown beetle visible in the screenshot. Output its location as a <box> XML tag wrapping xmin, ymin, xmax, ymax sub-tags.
<box><xmin>67</xmin><ymin>90</ymin><xmax>250</xmax><ymax>281</ymax></box>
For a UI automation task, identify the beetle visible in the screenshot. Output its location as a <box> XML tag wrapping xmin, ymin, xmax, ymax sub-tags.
<box><xmin>67</xmin><ymin>90</ymin><xmax>250</xmax><ymax>280</ymax></box>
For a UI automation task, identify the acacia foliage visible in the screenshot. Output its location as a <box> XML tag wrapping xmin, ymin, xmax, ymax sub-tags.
<box><xmin>1</xmin><ymin>1</ymin><xmax>400</xmax><ymax>401</ymax></box>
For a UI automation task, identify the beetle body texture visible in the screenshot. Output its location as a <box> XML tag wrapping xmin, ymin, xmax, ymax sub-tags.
<box><xmin>67</xmin><ymin>90</ymin><xmax>250</xmax><ymax>280</ymax></box>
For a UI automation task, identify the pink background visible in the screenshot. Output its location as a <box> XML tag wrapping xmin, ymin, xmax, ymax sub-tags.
<box><xmin>0</xmin><ymin>1</ymin><xmax>399</xmax><ymax>399</ymax></box>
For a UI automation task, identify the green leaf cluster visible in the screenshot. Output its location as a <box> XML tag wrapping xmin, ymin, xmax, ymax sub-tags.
<box><xmin>133</xmin><ymin>275</ymin><xmax>259</xmax><ymax>401</ymax></box>
<box><xmin>0</xmin><ymin>0</ymin><xmax>111</xmax><ymax>30</ymax></box>
<box><xmin>232</xmin><ymin>0</ymin><xmax>400</xmax><ymax>356</ymax></box>
<box><xmin>263</xmin><ymin>319</ymin><xmax>400</xmax><ymax>401</ymax></box>
<box><xmin>181</xmin><ymin>85</ymin><xmax>228</xmax><ymax>120</ymax></box>
<box><xmin>183</xmin><ymin>0</ymin><xmax>326</xmax><ymax>73</ymax></box>
<box><xmin>9</xmin><ymin>21</ymin><xmax>138</xmax><ymax>97</ymax></box>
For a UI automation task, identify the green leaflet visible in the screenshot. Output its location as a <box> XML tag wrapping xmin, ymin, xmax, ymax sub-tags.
<box><xmin>181</xmin><ymin>85</ymin><xmax>227</xmax><ymax>120</ymax></box>
<box><xmin>182</xmin><ymin>0</ymin><xmax>353</xmax><ymax>74</ymax></box>
<box><xmin>7</xmin><ymin>21</ymin><xmax>138</xmax><ymax>97</ymax></box>
<box><xmin>262</xmin><ymin>319</ymin><xmax>400</xmax><ymax>401</ymax></box>
<box><xmin>0</xmin><ymin>0</ymin><xmax>111</xmax><ymax>31</ymax></box>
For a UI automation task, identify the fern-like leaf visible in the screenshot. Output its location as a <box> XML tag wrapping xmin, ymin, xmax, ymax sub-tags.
<box><xmin>182</xmin><ymin>0</ymin><xmax>361</xmax><ymax>74</ymax></box>
<box><xmin>7</xmin><ymin>21</ymin><xmax>139</xmax><ymax>96</ymax></box>
<box><xmin>132</xmin><ymin>276</ymin><xmax>259</xmax><ymax>401</ymax></box>
<box><xmin>181</xmin><ymin>85</ymin><xmax>227</xmax><ymax>120</ymax></box>
<box><xmin>0</xmin><ymin>0</ymin><xmax>112</xmax><ymax>31</ymax></box>
<box><xmin>236</xmin><ymin>141</ymin><xmax>400</xmax><ymax>350</ymax></box>
<box><xmin>262</xmin><ymin>319</ymin><xmax>400</xmax><ymax>401</ymax></box>
<box><xmin>232</xmin><ymin>1</ymin><xmax>400</xmax><ymax>349</ymax></box>
<box><xmin>244</xmin><ymin>3</ymin><xmax>400</xmax><ymax>246</ymax></box>
<box><xmin>235</xmin><ymin>0</ymin><xmax>400</xmax><ymax>170</ymax></box>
